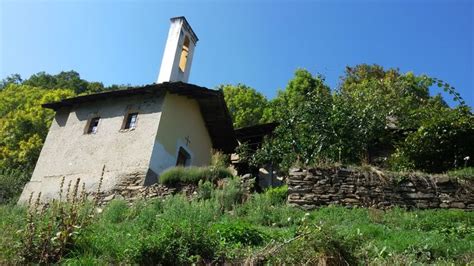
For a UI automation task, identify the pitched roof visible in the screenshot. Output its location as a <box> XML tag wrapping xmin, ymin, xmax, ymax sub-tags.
<box><xmin>42</xmin><ymin>82</ymin><xmax>238</xmax><ymax>153</ymax></box>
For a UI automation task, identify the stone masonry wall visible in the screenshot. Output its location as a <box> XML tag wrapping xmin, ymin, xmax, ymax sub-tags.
<box><xmin>288</xmin><ymin>168</ymin><xmax>474</xmax><ymax>210</ymax></box>
<box><xmin>96</xmin><ymin>171</ymin><xmax>255</xmax><ymax>205</ymax></box>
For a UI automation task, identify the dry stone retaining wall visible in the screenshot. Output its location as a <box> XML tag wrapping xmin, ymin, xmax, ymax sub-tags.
<box><xmin>96</xmin><ymin>171</ymin><xmax>255</xmax><ymax>205</ymax></box>
<box><xmin>287</xmin><ymin>168</ymin><xmax>474</xmax><ymax>210</ymax></box>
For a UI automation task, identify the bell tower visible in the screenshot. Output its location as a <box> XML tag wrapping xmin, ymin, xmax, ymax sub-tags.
<box><xmin>157</xmin><ymin>16</ymin><xmax>199</xmax><ymax>84</ymax></box>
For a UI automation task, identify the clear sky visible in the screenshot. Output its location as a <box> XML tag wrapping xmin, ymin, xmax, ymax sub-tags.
<box><xmin>1</xmin><ymin>0</ymin><xmax>473</xmax><ymax>106</ymax></box>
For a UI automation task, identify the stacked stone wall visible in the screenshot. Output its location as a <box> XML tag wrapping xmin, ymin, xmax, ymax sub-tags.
<box><xmin>96</xmin><ymin>171</ymin><xmax>254</xmax><ymax>205</ymax></box>
<box><xmin>288</xmin><ymin>168</ymin><xmax>474</xmax><ymax>210</ymax></box>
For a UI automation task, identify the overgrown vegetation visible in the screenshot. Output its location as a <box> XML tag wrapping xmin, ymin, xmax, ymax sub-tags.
<box><xmin>230</xmin><ymin>65</ymin><xmax>473</xmax><ymax>173</ymax></box>
<box><xmin>446</xmin><ymin>167</ymin><xmax>474</xmax><ymax>180</ymax></box>
<box><xmin>1</xmin><ymin>184</ymin><xmax>472</xmax><ymax>264</ymax></box>
<box><xmin>159</xmin><ymin>166</ymin><xmax>233</xmax><ymax>185</ymax></box>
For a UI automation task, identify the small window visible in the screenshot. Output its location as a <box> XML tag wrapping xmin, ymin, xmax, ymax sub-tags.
<box><xmin>176</xmin><ymin>147</ymin><xmax>191</xmax><ymax>167</ymax></box>
<box><xmin>86</xmin><ymin>117</ymin><xmax>100</xmax><ymax>134</ymax></box>
<box><xmin>123</xmin><ymin>113</ymin><xmax>138</xmax><ymax>130</ymax></box>
<box><xmin>178</xmin><ymin>35</ymin><xmax>190</xmax><ymax>72</ymax></box>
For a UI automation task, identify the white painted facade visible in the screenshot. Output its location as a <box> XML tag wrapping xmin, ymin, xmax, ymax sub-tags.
<box><xmin>18</xmin><ymin>92</ymin><xmax>214</xmax><ymax>203</ymax></box>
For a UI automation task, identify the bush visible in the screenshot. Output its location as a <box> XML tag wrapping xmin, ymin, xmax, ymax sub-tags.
<box><xmin>197</xmin><ymin>180</ymin><xmax>214</xmax><ymax>200</ymax></box>
<box><xmin>211</xmin><ymin>220</ymin><xmax>266</xmax><ymax>246</ymax></box>
<box><xmin>0</xmin><ymin>168</ymin><xmax>31</xmax><ymax>204</ymax></box>
<box><xmin>264</xmin><ymin>185</ymin><xmax>288</xmax><ymax>205</ymax></box>
<box><xmin>390</xmin><ymin>106</ymin><xmax>474</xmax><ymax>173</ymax></box>
<box><xmin>159</xmin><ymin>166</ymin><xmax>233</xmax><ymax>185</ymax></box>
<box><xmin>211</xmin><ymin>150</ymin><xmax>230</xmax><ymax>169</ymax></box>
<box><xmin>214</xmin><ymin>177</ymin><xmax>245</xmax><ymax>211</ymax></box>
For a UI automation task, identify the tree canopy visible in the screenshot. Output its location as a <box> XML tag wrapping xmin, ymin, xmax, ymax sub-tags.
<box><xmin>237</xmin><ymin>65</ymin><xmax>473</xmax><ymax>173</ymax></box>
<box><xmin>220</xmin><ymin>84</ymin><xmax>269</xmax><ymax>128</ymax></box>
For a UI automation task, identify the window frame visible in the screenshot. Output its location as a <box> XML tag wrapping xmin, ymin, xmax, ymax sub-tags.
<box><xmin>84</xmin><ymin>116</ymin><xmax>100</xmax><ymax>135</ymax></box>
<box><xmin>122</xmin><ymin>112</ymin><xmax>139</xmax><ymax>130</ymax></box>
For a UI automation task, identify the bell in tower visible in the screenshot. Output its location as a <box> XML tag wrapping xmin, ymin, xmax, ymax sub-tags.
<box><xmin>157</xmin><ymin>16</ymin><xmax>199</xmax><ymax>84</ymax></box>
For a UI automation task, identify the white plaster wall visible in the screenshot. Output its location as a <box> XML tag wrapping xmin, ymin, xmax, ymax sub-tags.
<box><xmin>19</xmin><ymin>95</ymin><xmax>164</xmax><ymax>203</ymax></box>
<box><xmin>148</xmin><ymin>93</ymin><xmax>213</xmax><ymax>176</ymax></box>
<box><xmin>157</xmin><ymin>18</ymin><xmax>197</xmax><ymax>83</ymax></box>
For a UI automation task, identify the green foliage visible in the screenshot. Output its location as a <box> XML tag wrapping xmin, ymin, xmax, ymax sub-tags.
<box><xmin>263</xmin><ymin>185</ymin><xmax>288</xmax><ymax>205</ymax></box>
<box><xmin>236</xmin><ymin>189</ymin><xmax>304</xmax><ymax>227</ymax></box>
<box><xmin>17</xmin><ymin>178</ymin><xmax>97</xmax><ymax>264</ymax></box>
<box><xmin>101</xmin><ymin>200</ymin><xmax>129</xmax><ymax>224</ymax></box>
<box><xmin>0</xmin><ymin>168</ymin><xmax>31</xmax><ymax>204</ymax></box>
<box><xmin>1</xmin><ymin>191</ymin><xmax>473</xmax><ymax>264</ymax></box>
<box><xmin>266</xmin><ymin>221</ymin><xmax>354</xmax><ymax>265</ymax></box>
<box><xmin>214</xmin><ymin>177</ymin><xmax>245</xmax><ymax>211</ymax></box>
<box><xmin>74</xmin><ymin>196</ymin><xmax>221</xmax><ymax>264</ymax></box>
<box><xmin>211</xmin><ymin>150</ymin><xmax>230</xmax><ymax>169</ymax></box>
<box><xmin>211</xmin><ymin>220</ymin><xmax>266</xmax><ymax>246</ymax></box>
<box><xmin>446</xmin><ymin>167</ymin><xmax>474</xmax><ymax>180</ymax></box>
<box><xmin>22</xmin><ymin>71</ymin><xmax>105</xmax><ymax>94</ymax></box>
<box><xmin>159</xmin><ymin>166</ymin><xmax>234</xmax><ymax>185</ymax></box>
<box><xmin>391</xmin><ymin>106</ymin><xmax>473</xmax><ymax>172</ymax></box>
<box><xmin>220</xmin><ymin>84</ymin><xmax>270</xmax><ymax>128</ymax></box>
<box><xmin>252</xmin><ymin>69</ymin><xmax>334</xmax><ymax>170</ymax></box>
<box><xmin>240</xmin><ymin>65</ymin><xmax>471</xmax><ymax>173</ymax></box>
<box><xmin>0</xmin><ymin>84</ymin><xmax>75</xmax><ymax>170</ymax></box>
<box><xmin>0</xmin><ymin>203</ymin><xmax>27</xmax><ymax>263</ymax></box>
<box><xmin>197</xmin><ymin>180</ymin><xmax>214</xmax><ymax>200</ymax></box>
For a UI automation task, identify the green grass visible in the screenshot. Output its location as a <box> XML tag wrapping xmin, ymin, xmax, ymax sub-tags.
<box><xmin>159</xmin><ymin>166</ymin><xmax>233</xmax><ymax>185</ymax></box>
<box><xmin>446</xmin><ymin>167</ymin><xmax>474</xmax><ymax>180</ymax></box>
<box><xmin>1</xmin><ymin>185</ymin><xmax>473</xmax><ymax>264</ymax></box>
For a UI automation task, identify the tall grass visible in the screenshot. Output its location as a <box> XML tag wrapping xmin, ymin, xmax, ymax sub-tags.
<box><xmin>0</xmin><ymin>168</ymin><xmax>31</xmax><ymax>204</ymax></box>
<box><xmin>1</xmin><ymin>180</ymin><xmax>473</xmax><ymax>264</ymax></box>
<box><xmin>446</xmin><ymin>167</ymin><xmax>474</xmax><ymax>180</ymax></box>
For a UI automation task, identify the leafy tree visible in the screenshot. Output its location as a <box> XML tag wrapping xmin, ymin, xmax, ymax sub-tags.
<box><xmin>23</xmin><ymin>71</ymin><xmax>105</xmax><ymax>94</ymax></box>
<box><xmin>220</xmin><ymin>84</ymin><xmax>269</xmax><ymax>128</ymax></box>
<box><xmin>242</xmin><ymin>65</ymin><xmax>471</xmax><ymax>172</ymax></box>
<box><xmin>251</xmin><ymin>69</ymin><xmax>334</xmax><ymax>170</ymax></box>
<box><xmin>0</xmin><ymin>74</ymin><xmax>23</xmax><ymax>89</ymax></box>
<box><xmin>0</xmin><ymin>84</ymin><xmax>74</xmax><ymax>171</ymax></box>
<box><xmin>390</xmin><ymin>105</ymin><xmax>474</xmax><ymax>172</ymax></box>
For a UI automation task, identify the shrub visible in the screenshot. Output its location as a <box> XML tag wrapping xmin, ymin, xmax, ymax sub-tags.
<box><xmin>264</xmin><ymin>185</ymin><xmax>288</xmax><ymax>205</ymax></box>
<box><xmin>211</xmin><ymin>150</ymin><xmax>230</xmax><ymax>169</ymax></box>
<box><xmin>390</xmin><ymin>106</ymin><xmax>473</xmax><ymax>173</ymax></box>
<box><xmin>211</xmin><ymin>220</ymin><xmax>266</xmax><ymax>246</ymax></box>
<box><xmin>214</xmin><ymin>177</ymin><xmax>245</xmax><ymax>211</ymax></box>
<box><xmin>159</xmin><ymin>166</ymin><xmax>233</xmax><ymax>185</ymax></box>
<box><xmin>197</xmin><ymin>180</ymin><xmax>214</xmax><ymax>200</ymax></box>
<box><xmin>0</xmin><ymin>168</ymin><xmax>31</xmax><ymax>204</ymax></box>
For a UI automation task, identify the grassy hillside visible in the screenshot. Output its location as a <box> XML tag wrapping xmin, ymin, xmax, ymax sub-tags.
<box><xmin>1</xmin><ymin>181</ymin><xmax>473</xmax><ymax>265</ymax></box>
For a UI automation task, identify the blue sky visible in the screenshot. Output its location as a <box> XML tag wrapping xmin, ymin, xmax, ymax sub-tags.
<box><xmin>1</xmin><ymin>0</ymin><xmax>473</xmax><ymax>106</ymax></box>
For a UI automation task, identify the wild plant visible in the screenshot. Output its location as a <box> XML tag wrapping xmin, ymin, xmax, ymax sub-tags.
<box><xmin>18</xmin><ymin>172</ymin><xmax>103</xmax><ymax>263</ymax></box>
